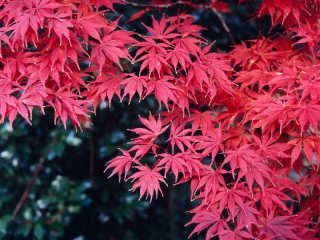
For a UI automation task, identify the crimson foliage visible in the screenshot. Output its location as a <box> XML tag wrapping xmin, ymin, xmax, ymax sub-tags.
<box><xmin>1</xmin><ymin>0</ymin><xmax>320</xmax><ymax>239</ymax></box>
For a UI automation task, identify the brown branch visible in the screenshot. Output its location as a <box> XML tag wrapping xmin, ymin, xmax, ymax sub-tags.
<box><xmin>12</xmin><ymin>157</ymin><xmax>46</xmax><ymax>220</ymax></box>
<box><xmin>210</xmin><ymin>8</ymin><xmax>236</xmax><ymax>45</ymax></box>
<box><xmin>121</xmin><ymin>0</ymin><xmax>195</xmax><ymax>8</ymax></box>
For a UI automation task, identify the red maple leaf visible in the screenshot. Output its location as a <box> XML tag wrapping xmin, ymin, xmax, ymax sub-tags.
<box><xmin>187</xmin><ymin>109</ymin><xmax>217</xmax><ymax>134</ymax></box>
<box><xmin>74</xmin><ymin>9</ymin><xmax>106</xmax><ymax>42</ymax></box>
<box><xmin>261</xmin><ymin>211</ymin><xmax>305</xmax><ymax>240</ymax></box>
<box><xmin>186</xmin><ymin>207</ymin><xmax>228</xmax><ymax>240</ymax></box>
<box><xmin>105</xmin><ymin>149</ymin><xmax>135</xmax><ymax>181</ymax></box>
<box><xmin>193</xmin><ymin>168</ymin><xmax>227</xmax><ymax>203</ymax></box>
<box><xmin>145</xmin><ymin>76</ymin><xmax>180</xmax><ymax>109</ymax></box>
<box><xmin>194</xmin><ymin>128</ymin><xmax>223</xmax><ymax>165</ymax></box>
<box><xmin>293</xmin><ymin>100</ymin><xmax>320</xmax><ymax>134</ymax></box>
<box><xmin>87</xmin><ymin>68</ymin><xmax>124</xmax><ymax>109</ymax></box>
<box><xmin>211</xmin><ymin>186</ymin><xmax>250</xmax><ymax>221</ymax></box>
<box><xmin>258</xmin><ymin>0</ymin><xmax>306</xmax><ymax>27</ymax></box>
<box><xmin>128</xmin><ymin>165</ymin><xmax>167</xmax><ymax>201</ymax></box>
<box><xmin>223</xmin><ymin>145</ymin><xmax>274</xmax><ymax>191</ymax></box>
<box><xmin>47</xmin><ymin>13</ymin><xmax>73</xmax><ymax>44</ymax></box>
<box><xmin>142</xmin><ymin>15</ymin><xmax>180</xmax><ymax>44</ymax></box>
<box><xmin>167</xmin><ymin>123</ymin><xmax>195</xmax><ymax>153</ymax></box>
<box><xmin>156</xmin><ymin>153</ymin><xmax>189</xmax><ymax>181</ymax></box>
<box><xmin>218</xmin><ymin>224</ymin><xmax>254</xmax><ymax>240</ymax></box>
<box><xmin>121</xmin><ymin>74</ymin><xmax>148</xmax><ymax>103</ymax></box>
<box><xmin>235</xmin><ymin>201</ymin><xmax>261</xmax><ymax>226</ymax></box>
<box><xmin>129</xmin><ymin>113</ymin><xmax>168</xmax><ymax>142</ymax></box>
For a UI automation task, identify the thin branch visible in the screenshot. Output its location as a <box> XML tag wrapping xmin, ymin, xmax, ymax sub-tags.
<box><xmin>12</xmin><ymin>157</ymin><xmax>46</xmax><ymax>219</ymax></box>
<box><xmin>121</xmin><ymin>0</ymin><xmax>195</xmax><ymax>8</ymax></box>
<box><xmin>210</xmin><ymin>8</ymin><xmax>236</xmax><ymax>45</ymax></box>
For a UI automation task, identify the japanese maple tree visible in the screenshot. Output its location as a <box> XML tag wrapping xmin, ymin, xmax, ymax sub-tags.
<box><xmin>0</xmin><ymin>0</ymin><xmax>320</xmax><ymax>239</ymax></box>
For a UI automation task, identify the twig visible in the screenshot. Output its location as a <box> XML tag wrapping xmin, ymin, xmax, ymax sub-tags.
<box><xmin>121</xmin><ymin>0</ymin><xmax>195</xmax><ymax>8</ymax></box>
<box><xmin>12</xmin><ymin>157</ymin><xmax>46</xmax><ymax>219</ymax></box>
<box><xmin>210</xmin><ymin>8</ymin><xmax>236</xmax><ymax>45</ymax></box>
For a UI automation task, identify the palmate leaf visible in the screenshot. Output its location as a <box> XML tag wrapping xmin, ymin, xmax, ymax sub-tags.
<box><xmin>90</xmin><ymin>28</ymin><xmax>134</xmax><ymax>73</ymax></box>
<box><xmin>211</xmin><ymin>186</ymin><xmax>249</xmax><ymax>221</ymax></box>
<box><xmin>261</xmin><ymin>211</ymin><xmax>306</xmax><ymax>240</ymax></box>
<box><xmin>292</xmin><ymin>21</ymin><xmax>320</xmax><ymax>56</ymax></box>
<box><xmin>142</xmin><ymin>15</ymin><xmax>180</xmax><ymax>44</ymax></box>
<box><xmin>194</xmin><ymin>128</ymin><xmax>223</xmax><ymax>164</ymax></box>
<box><xmin>245</xmin><ymin>95</ymin><xmax>296</xmax><ymax>133</ymax></box>
<box><xmin>230</xmin><ymin>37</ymin><xmax>286</xmax><ymax>71</ymax></box>
<box><xmin>298</xmin><ymin>79</ymin><xmax>320</xmax><ymax>101</ymax></box>
<box><xmin>130</xmin><ymin>113</ymin><xmax>168</xmax><ymax>142</ymax></box>
<box><xmin>222</xmin><ymin>145</ymin><xmax>274</xmax><ymax>193</ymax></box>
<box><xmin>183</xmin><ymin>150</ymin><xmax>207</xmax><ymax>176</ymax></box>
<box><xmin>47</xmin><ymin>85</ymin><xmax>91</xmax><ymax>130</ymax></box>
<box><xmin>187</xmin><ymin>109</ymin><xmax>217</xmax><ymax>134</ymax></box>
<box><xmin>121</xmin><ymin>74</ymin><xmax>148</xmax><ymax>103</ymax></box>
<box><xmin>300</xmin><ymin>170</ymin><xmax>320</xmax><ymax>194</ymax></box>
<box><xmin>74</xmin><ymin>9</ymin><xmax>107</xmax><ymax>42</ymax></box>
<box><xmin>193</xmin><ymin>168</ymin><xmax>227</xmax><ymax>203</ymax></box>
<box><xmin>254</xmin><ymin>187</ymin><xmax>293</xmax><ymax>214</ymax></box>
<box><xmin>293</xmin><ymin>101</ymin><xmax>320</xmax><ymax>133</ymax></box>
<box><xmin>218</xmin><ymin>224</ymin><xmax>255</xmax><ymax>240</ymax></box>
<box><xmin>166</xmin><ymin>45</ymin><xmax>192</xmax><ymax>72</ymax></box>
<box><xmin>186</xmin><ymin>207</ymin><xmax>228</xmax><ymax>240</ymax></box>
<box><xmin>105</xmin><ymin>149</ymin><xmax>134</xmax><ymax>181</ymax></box>
<box><xmin>19</xmin><ymin>82</ymin><xmax>48</xmax><ymax>114</ymax></box>
<box><xmin>128</xmin><ymin>165</ymin><xmax>167</xmax><ymax>201</ymax></box>
<box><xmin>87</xmin><ymin>69</ymin><xmax>124</xmax><ymax>109</ymax></box>
<box><xmin>252</xmin><ymin>132</ymin><xmax>290</xmax><ymax>161</ymax></box>
<box><xmin>100</xmin><ymin>33</ymin><xmax>132</xmax><ymax>69</ymax></box>
<box><xmin>235</xmin><ymin>201</ymin><xmax>261</xmax><ymax>226</ymax></box>
<box><xmin>258</xmin><ymin>0</ymin><xmax>306</xmax><ymax>27</ymax></box>
<box><xmin>145</xmin><ymin>76</ymin><xmax>181</xmax><ymax>109</ymax></box>
<box><xmin>156</xmin><ymin>153</ymin><xmax>188</xmax><ymax>181</ymax></box>
<box><xmin>47</xmin><ymin>13</ymin><xmax>73</xmax><ymax>44</ymax></box>
<box><xmin>167</xmin><ymin>123</ymin><xmax>195</xmax><ymax>153</ymax></box>
<box><xmin>137</xmin><ymin>52</ymin><xmax>169</xmax><ymax>77</ymax></box>
<box><xmin>287</xmin><ymin>133</ymin><xmax>320</xmax><ymax>167</ymax></box>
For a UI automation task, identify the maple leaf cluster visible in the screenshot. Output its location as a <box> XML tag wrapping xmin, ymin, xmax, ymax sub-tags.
<box><xmin>1</xmin><ymin>0</ymin><xmax>320</xmax><ymax>239</ymax></box>
<box><xmin>0</xmin><ymin>0</ymin><xmax>131</xmax><ymax>129</ymax></box>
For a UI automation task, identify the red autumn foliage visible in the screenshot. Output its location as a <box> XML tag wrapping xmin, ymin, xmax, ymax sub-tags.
<box><xmin>1</xmin><ymin>0</ymin><xmax>320</xmax><ymax>239</ymax></box>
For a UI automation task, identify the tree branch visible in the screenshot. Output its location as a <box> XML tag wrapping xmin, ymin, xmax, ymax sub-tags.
<box><xmin>121</xmin><ymin>0</ymin><xmax>195</xmax><ymax>8</ymax></box>
<box><xmin>11</xmin><ymin>157</ymin><xmax>46</xmax><ymax>220</ymax></box>
<box><xmin>210</xmin><ymin>8</ymin><xmax>236</xmax><ymax>45</ymax></box>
